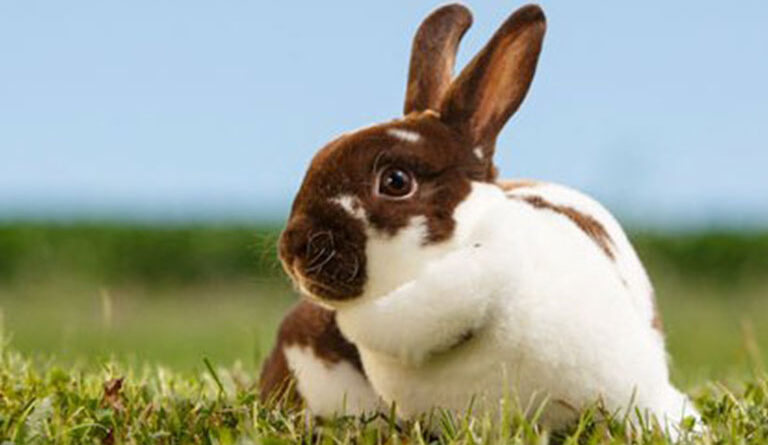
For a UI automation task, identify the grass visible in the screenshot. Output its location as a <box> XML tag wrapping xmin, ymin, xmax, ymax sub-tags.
<box><xmin>0</xmin><ymin>223</ymin><xmax>767</xmax><ymax>442</ymax></box>
<box><xmin>0</xmin><ymin>280</ymin><xmax>292</xmax><ymax>372</ymax></box>
<box><xmin>1</xmin><ymin>337</ymin><xmax>767</xmax><ymax>443</ymax></box>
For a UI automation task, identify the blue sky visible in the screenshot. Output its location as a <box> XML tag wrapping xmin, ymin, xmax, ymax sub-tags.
<box><xmin>1</xmin><ymin>1</ymin><xmax>766</xmax><ymax>227</ymax></box>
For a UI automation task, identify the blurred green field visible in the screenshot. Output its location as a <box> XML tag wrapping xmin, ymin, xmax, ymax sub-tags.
<box><xmin>0</xmin><ymin>223</ymin><xmax>766</xmax><ymax>389</ymax></box>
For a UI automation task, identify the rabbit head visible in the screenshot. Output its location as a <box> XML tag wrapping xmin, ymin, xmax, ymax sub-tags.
<box><xmin>279</xmin><ymin>4</ymin><xmax>546</xmax><ymax>303</ymax></box>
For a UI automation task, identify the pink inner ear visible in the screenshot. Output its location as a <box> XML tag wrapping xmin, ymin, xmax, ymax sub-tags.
<box><xmin>472</xmin><ymin>24</ymin><xmax>544</xmax><ymax>145</ymax></box>
<box><xmin>439</xmin><ymin>5</ymin><xmax>546</xmax><ymax>150</ymax></box>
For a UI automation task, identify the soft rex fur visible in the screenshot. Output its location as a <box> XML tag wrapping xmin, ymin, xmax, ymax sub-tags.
<box><xmin>261</xmin><ymin>2</ymin><xmax>697</xmax><ymax>435</ymax></box>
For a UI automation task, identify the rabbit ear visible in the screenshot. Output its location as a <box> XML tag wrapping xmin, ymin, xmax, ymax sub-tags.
<box><xmin>403</xmin><ymin>4</ymin><xmax>472</xmax><ymax>115</ymax></box>
<box><xmin>440</xmin><ymin>4</ymin><xmax>545</xmax><ymax>154</ymax></box>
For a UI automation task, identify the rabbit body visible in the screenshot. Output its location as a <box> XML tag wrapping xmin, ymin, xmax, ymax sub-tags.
<box><xmin>336</xmin><ymin>181</ymin><xmax>692</xmax><ymax>428</ymax></box>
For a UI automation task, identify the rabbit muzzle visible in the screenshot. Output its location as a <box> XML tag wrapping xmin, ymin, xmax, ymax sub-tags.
<box><xmin>279</xmin><ymin>214</ymin><xmax>367</xmax><ymax>301</ymax></box>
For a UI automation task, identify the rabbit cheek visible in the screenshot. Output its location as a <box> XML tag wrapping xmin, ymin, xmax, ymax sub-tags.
<box><xmin>279</xmin><ymin>209</ymin><xmax>368</xmax><ymax>302</ymax></box>
<box><xmin>361</xmin><ymin>178</ymin><xmax>473</xmax><ymax>299</ymax></box>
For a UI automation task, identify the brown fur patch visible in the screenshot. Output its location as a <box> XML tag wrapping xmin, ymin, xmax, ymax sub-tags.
<box><xmin>259</xmin><ymin>300</ymin><xmax>363</xmax><ymax>404</ymax></box>
<box><xmin>511</xmin><ymin>194</ymin><xmax>616</xmax><ymax>260</ymax></box>
<box><xmin>497</xmin><ymin>179</ymin><xmax>541</xmax><ymax>192</ymax></box>
<box><xmin>509</xmin><ymin>190</ymin><xmax>663</xmax><ymax>333</ymax></box>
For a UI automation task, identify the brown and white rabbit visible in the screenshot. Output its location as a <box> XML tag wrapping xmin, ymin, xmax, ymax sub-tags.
<box><xmin>260</xmin><ymin>3</ymin><xmax>697</xmax><ymax>434</ymax></box>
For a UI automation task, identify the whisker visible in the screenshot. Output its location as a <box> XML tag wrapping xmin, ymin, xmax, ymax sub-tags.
<box><xmin>305</xmin><ymin>250</ymin><xmax>337</xmax><ymax>274</ymax></box>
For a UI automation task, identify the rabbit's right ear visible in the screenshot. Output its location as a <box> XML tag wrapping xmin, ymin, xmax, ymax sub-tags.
<box><xmin>440</xmin><ymin>5</ymin><xmax>546</xmax><ymax>157</ymax></box>
<box><xmin>403</xmin><ymin>4</ymin><xmax>472</xmax><ymax>115</ymax></box>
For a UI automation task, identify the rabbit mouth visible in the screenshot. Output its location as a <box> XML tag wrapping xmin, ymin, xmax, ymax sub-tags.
<box><xmin>286</xmin><ymin>246</ymin><xmax>365</xmax><ymax>301</ymax></box>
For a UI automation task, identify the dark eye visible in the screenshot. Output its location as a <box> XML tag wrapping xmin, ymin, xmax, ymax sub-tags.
<box><xmin>376</xmin><ymin>167</ymin><xmax>416</xmax><ymax>199</ymax></box>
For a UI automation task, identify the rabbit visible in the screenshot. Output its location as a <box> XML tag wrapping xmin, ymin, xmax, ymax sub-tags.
<box><xmin>262</xmin><ymin>2</ymin><xmax>699</xmax><ymax>434</ymax></box>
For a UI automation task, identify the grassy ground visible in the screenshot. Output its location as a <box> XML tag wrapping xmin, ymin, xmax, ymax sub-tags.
<box><xmin>0</xmin><ymin>224</ymin><xmax>767</xmax><ymax>442</ymax></box>
<box><xmin>1</xmin><ymin>338</ymin><xmax>767</xmax><ymax>443</ymax></box>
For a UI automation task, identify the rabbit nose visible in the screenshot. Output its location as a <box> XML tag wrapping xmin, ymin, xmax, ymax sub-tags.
<box><xmin>280</xmin><ymin>217</ymin><xmax>337</xmax><ymax>270</ymax></box>
<box><xmin>279</xmin><ymin>212</ymin><xmax>366</xmax><ymax>301</ymax></box>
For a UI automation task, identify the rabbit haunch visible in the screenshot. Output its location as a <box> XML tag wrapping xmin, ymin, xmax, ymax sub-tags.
<box><xmin>258</xmin><ymin>301</ymin><xmax>382</xmax><ymax>416</ymax></box>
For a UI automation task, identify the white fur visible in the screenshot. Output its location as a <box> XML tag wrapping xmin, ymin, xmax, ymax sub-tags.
<box><xmin>360</xmin><ymin>215</ymin><xmax>454</xmax><ymax>302</ymax></box>
<box><xmin>386</xmin><ymin>128</ymin><xmax>423</xmax><ymax>144</ymax></box>
<box><xmin>473</xmin><ymin>146</ymin><xmax>484</xmax><ymax>160</ymax></box>
<box><xmin>330</xmin><ymin>194</ymin><xmax>366</xmax><ymax>221</ymax></box>
<box><xmin>284</xmin><ymin>345</ymin><xmax>382</xmax><ymax>416</ymax></box>
<box><xmin>505</xmin><ymin>183</ymin><xmax>658</xmax><ymax>338</ymax></box>
<box><xmin>335</xmin><ymin>181</ymin><xmax>696</xmax><ymax>433</ymax></box>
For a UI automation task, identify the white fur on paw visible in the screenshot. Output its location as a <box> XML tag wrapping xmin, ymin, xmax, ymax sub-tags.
<box><xmin>284</xmin><ymin>345</ymin><xmax>381</xmax><ymax>416</ymax></box>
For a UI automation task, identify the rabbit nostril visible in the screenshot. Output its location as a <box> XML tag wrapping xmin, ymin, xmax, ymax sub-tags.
<box><xmin>308</xmin><ymin>230</ymin><xmax>334</xmax><ymax>249</ymax></box>
<box><xmin>305</xmin><ymin>250</ymin><xmax>336</xmax><ymax>274</ymax></box>
<box><xmin>304</xmin><ymin>230</ymin><xmax>336</xmax><ymax>273</ymax></box>
<box><xmin>306</xmin><ymin>231</ymin><xmax>334</xmax><ymax>259</ymax></box>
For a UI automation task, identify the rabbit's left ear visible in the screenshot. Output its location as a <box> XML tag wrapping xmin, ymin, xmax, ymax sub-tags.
<box><xmin>404</xmin><ymin>4</ymin><xmax>473</xmax><ymax>115</ymax></box>
<box><xmin>440</xmin><ymin>5</ymin><xmax>546</xmax><ymax>157</ymax></box>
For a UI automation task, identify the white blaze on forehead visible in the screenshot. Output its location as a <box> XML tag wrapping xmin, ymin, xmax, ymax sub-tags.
<box><xmin>386</xmin><ymin>128</ymin><xmax>422</xmax><ymax>144</ymax></box>
<box><xmin>473</xmin><ymin>146</ymin><xmax>484</xmax><ymax>160</ymax></box>
<box><xmin>329</xmin><ymin>194</ymin><xmax>366</xmax><ymax>221</ymax></box>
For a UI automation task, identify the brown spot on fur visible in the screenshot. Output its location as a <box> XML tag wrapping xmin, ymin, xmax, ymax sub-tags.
<box><xmin>497</xmin><ymin>178</ymin><xmax>541</xmax><ymax>192</ymax></box>
<box><xmin>511</xmin><ymin>194</ymin><xmax>616</xmax><ymax>260</ymax></box>
<box><xmin>259</xmin><ymin>300</ymin><xmax>363</xmax><ymax>404</ymax></box>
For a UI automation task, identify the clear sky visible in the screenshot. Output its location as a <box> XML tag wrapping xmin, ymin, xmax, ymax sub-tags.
<box><xmin>1</xmin><ymin>1</ymin><xmax>766</xmax><ymax>227</ymax></box>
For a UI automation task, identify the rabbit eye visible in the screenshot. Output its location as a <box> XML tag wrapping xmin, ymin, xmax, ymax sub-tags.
<box><xmin>376</xmin><ymin>167</ymin><xmax>416</xmax><ymax>199</ymax></box>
